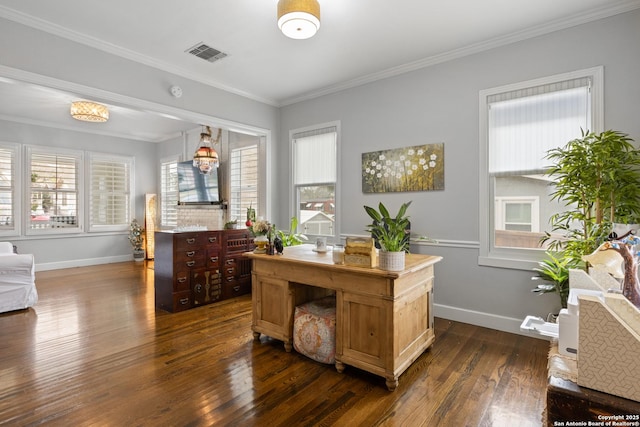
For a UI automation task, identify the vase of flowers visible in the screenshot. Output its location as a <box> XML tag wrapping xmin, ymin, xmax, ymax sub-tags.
<box><xmin>252</xmin><ymin>219</ymin><xmax>270</xmax><ymax>254</ymax></box>
<box><xmin>129</xmin><ymin>219</ymin><xmax>145</xmax><ymax>261</ymax></box>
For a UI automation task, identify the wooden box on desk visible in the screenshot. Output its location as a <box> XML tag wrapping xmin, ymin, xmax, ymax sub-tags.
<box><xmin>578</xmin><ymin>293</ymin><xmax>640</xmax><ymax>402</ymax></box>
<box><xmin>344</xmin><ymin>237</ymin><xmax>377</xmax><ymax>268</ymax></box>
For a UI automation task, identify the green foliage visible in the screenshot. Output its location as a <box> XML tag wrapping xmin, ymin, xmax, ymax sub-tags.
<box><xmin>128</xmin><ymin>219</ymin><xmax>144</xmax><ymax>250</ymax></box>
<box><xmin>532</xmin><ymin>251</ymin><xmax>581</xmax><ymax>309</ymax></box>
<box><xmin>364</xmin><ymin>201</ymin><xmax>411</xmax><ymax>252</ymax></box>
<box><xmin>542</xmin><ymin>129</ymin><xmax>640</xmax><ymax>266</ymax></box>
<box><xmin>276</xmin><ymin>217</ymin><xmax>308</xmax><ymax>247</ymax></box>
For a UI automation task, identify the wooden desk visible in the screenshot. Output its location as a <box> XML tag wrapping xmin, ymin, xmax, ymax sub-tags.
<box><xmin>246</xmin><ymin>245</ymin><xmax>442</xmax><ymax>391</ymax></box>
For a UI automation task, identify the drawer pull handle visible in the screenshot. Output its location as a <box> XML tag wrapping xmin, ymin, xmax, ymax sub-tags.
<box><xmin>194</xmin><ymin>284</ymin><xmax>202</xmax><ymax>293</ymax></box>
<box><xmin>233</xmin><ymin>286</ymin><xmax>240</xmax><ymax>292</ymax></box>
<box><xmin>226</xmin><ymin>259</ymin><xmax>234</xmax><ymax>265</ymax></box>
<box><xmin>186</xmin><ymin>251</ymin><xmax>195</xmax><ymax>257</ymax></box>
<box><xmin>179</xmin><ymin>298</ymin><xmax>189</xmax><ymax>305</ymax></box>
<box><xmin>187</xmin><ymin>238</ymin><xmax>196</xmax><ymax>244</ymax></box>
<box><xmin>186</xmin><ymin>261</ymin><xmax>195</xmax><ymax>267</ymax></box>
<box><xmin>227</xmin><ymin>268</ymin><xmax>234</xmax><ymax>274</ymax></box>
<box><xmin>209</xmin><ymin>237</ymin><xmax>217</xmax><ymax>243</ymax></box>
<box><xmin>227</xmin><ymin>277</ymin><xmax>234</xmax><ymax>282</ymax></box>
<box><xmin>210</xmin><ymin>257</ymin><xmax>218</xmax><ymax>262</ymax></box>
<box><xmin>177</xmin><ymin>277</ymin><xmax>187</xmax><ymax>283</ymax></box>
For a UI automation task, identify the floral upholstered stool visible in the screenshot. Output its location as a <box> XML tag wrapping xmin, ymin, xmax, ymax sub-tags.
<box><xmin>293</xmin><ymin>295</ymin><xmax>336</xmax><ymax>364</ymax></box>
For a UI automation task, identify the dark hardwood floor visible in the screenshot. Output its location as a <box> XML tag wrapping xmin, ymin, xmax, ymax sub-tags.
<box><xmin>0</xmin><ymin>261</ymin><xmax>549</xmax><ymax>426</ymax></box>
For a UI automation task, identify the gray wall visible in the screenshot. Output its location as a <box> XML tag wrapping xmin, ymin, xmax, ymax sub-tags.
<box><xmin>0</xmin><ymin>119</ymin><xmax>157</xmax><ymax>268</ymax></box>
<box><xmin>1</xmin><ymin>10</ymin><xmax>639</xmax><ymax>335</ymax></box>
<box><xmin>277</xmin><ymin>10</ymin><xmax>640</xmax><ymax>334</ymax></box>
<box><xmin>0</xmin><ymin>17</ymin><xmax>280</xmax><ymax>270</ymax></box>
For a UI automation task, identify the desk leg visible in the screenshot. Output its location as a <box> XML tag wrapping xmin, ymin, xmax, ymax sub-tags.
<box><xmin>284</xmin><ymin>340</ymin><xmax>293</xmax><ymax>353</ymax></box>
<box><xmin>335</xmin><ymin>361</ymin><xmax>345</xmax><ymax>373</ymax></box>
<box><xmin>252</xmin><ymin>331</ymin><xmax>260</xmax><ymax>341</ymax></box>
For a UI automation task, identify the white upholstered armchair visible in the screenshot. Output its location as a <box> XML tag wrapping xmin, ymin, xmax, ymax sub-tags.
<box><xmin>0</xmin><ymin>242</ymin><xmax>37</xmax><ymax>313</ymax></box>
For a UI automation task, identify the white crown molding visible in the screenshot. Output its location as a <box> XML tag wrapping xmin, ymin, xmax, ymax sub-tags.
<box><xmin>0</xmin><ymin>5</ymin><xmax>279</xmax><ymax>107</ymax></box>
<box><xmin>1</xmin><ymin>2</ymin><xmax>639</xmax><ymax>107</ymax></box>
<box><xmin>279</xmin><ymin>0</ymin><xmax>640</xmax><ymax>106</ymax></box>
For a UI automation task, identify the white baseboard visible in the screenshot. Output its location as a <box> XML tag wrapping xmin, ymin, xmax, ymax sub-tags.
<box><xmin>434</xmin><ymin>303</ymin><xmax>550</xmax><ymax>340</ymax></box>
<box><xmin>35</xmin><ymin>255</ymin><xmax>133</xmax><ymax>272</ymax></box>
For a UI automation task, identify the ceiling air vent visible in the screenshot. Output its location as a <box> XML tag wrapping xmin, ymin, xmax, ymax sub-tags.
<box><xmin>185</xmin><ymin>42</ymin><xmax>228</xmax><ymax>63</ymax></box>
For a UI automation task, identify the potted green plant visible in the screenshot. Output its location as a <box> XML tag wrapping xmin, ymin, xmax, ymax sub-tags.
<box><xmin>543</xmin><ymin>130</ymin><xmax>640</xmax><ymax>266</ymax></box>
<box><xmin>531</xmin><ymin>250</ymin><xmax>581</xmax><ymax>310</ymax></box>
<box><xmin>276</xmin><ymin>216</ymin><xmax>308</xmax><ymax>247</ymax></box>
<box><xmin>536</xmin><ymin>130</ymin><xmax>640</xmax><ymax>309</ymax></box>
<box><xmin>128</xmin><ymin>219</ymin><xmax>145</xmax><ymax>261</ymax></box>
<box><xmin>364</xmin><ymin>201</ymin><xmax>411</xmax><ymax>271</ymax></box>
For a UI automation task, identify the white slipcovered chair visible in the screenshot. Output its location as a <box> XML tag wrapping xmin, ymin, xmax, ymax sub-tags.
<box><xmin>0</xmin><ymin>242</ymin><xmax>37</xmax><ymax>313</ymax></box>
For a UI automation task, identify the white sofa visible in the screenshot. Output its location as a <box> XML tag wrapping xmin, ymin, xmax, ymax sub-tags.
<box><xmin>0</xmin><ymin>242</ymin><xmax>37</xmax><ymax>313</ymax></box>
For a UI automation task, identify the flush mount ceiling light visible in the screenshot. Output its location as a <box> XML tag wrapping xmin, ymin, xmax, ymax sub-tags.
<box><xmin>193</xmin><ymin>126</ymin><xmax>221</xmax><ymax>175</ymax></box>
<box><xmin>70</xmin><ymin>101</ymin><xmax>109</xmax><ymax>123</ymax></box>
<box><xmin>277</xmin><ymin>0</ymin><xmax>320</xmax><ymax>40</ymax></box>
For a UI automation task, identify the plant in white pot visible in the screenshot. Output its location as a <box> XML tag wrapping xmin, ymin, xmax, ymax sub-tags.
<box><xmin>128</xmin><ymin>219</ymin><xmax>145</xmax><ymax>261</ymax></box>
<box><xmin>364</xmin><ymin>201</ymin><xmax>411</xmax><ymax>271</ymax></box>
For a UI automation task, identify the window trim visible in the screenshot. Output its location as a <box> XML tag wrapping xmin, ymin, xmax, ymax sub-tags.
<box><xmin>478</xmin><ymin>67</ymin><xmax>603</xmax><ymax>270</ymax></box>
<box><xmin>289</xmin><ymin>121</ymin><xmax>341</xmax><ymax>242</ymax></box>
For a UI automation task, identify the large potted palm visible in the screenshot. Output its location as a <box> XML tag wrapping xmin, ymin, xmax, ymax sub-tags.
<box><xmin>364</xmin><ymin>201</ymin><xmax>411</xmax><ymax>271</ymax></box>
<box><xmin>539</xmin><ymin>129</ymin><xmax>640</xmax><ymax>307</ymax></box>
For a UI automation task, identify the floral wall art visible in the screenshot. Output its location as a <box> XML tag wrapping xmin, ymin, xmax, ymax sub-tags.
<box><xmin>362</xmin><ymin>143</ymin><xmax>444</xmax><ymax>193</ymax></box>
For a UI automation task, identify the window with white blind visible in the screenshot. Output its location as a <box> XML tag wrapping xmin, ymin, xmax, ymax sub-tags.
<box><xmin>479</xmin><ymin>67</ymin><xmax>603</xmax><ymax>269</ymax></box>
<box><xmin>229</xmin><ymin>143</ymin><xmax>258</xmax><ymax>222</ymax></box>
<box><xmin>0</xmin><ymin>143</ymin><xmax>19</xmax><ymax>236</ymax></box>
<box><xmin>88</xmin><ymin>153</ymin><xmax>133</xmax><ymax>232</ymax></box>
<box><xmin>160</xmin><ymin>157</ymin><xmax>179</xmax><ymax>227</ymax></box>
<box><xmin>292</xmin><ymin>123</ymin><xmax>339</xmax><ymax>239</ymax></box>
<box><xmin>27</xmin><ymin>146</ymin><xmax>82</xmax><ymax>234</ymax></box>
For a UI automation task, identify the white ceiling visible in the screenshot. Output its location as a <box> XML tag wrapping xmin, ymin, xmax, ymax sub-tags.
<box><xmin>1</xmin><ymin>0</ymin><xmax>639</xmax><ymax>141</ymax></box>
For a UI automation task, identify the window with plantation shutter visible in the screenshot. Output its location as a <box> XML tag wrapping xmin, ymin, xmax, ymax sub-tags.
<box><xmin>160</xmin><ymin>158</ymin><xmax>178</xmax><ymax>227</ymax></box>
<box><xmin>230</xmin><ymin>143</ymin><xmax>258</xmax><ymax>222</ymax></box>
<box><xmin>27</xmin><ymin>147</ymin><xmax>82</xmax><ymax>234</ymax></box>
<box><xmin>0</xmin><ymin>143</ymin><xmax>19</xmax><ymax>236</ymax></box>
<box><xmin>88</xmin><ymin>153</ymin><xmax>132</xmax><ymax>231</ymax></box>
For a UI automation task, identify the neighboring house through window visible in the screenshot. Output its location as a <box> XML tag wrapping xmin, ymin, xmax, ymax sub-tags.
<box><xmin>27</xmin><ymin>146</ymin><xmax>82</xmax><ymax>234</ymax></box>
<box><xmin>479</xmin><ymin>67</ymin><xmax>603</xmax><ymax>269</ymax></box>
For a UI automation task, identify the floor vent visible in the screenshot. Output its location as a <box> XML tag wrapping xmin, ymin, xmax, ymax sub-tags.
<box><xmin>185</xmin><ymin>42</ymin><xmax>227</xmax><ymax>63</ymax></box>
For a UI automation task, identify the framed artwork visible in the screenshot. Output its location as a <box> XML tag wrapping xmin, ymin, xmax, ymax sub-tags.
<box><xmin>362</xmin><ymin>143</ymin><xmax>444</xmax><ymax>193</ymax></box>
